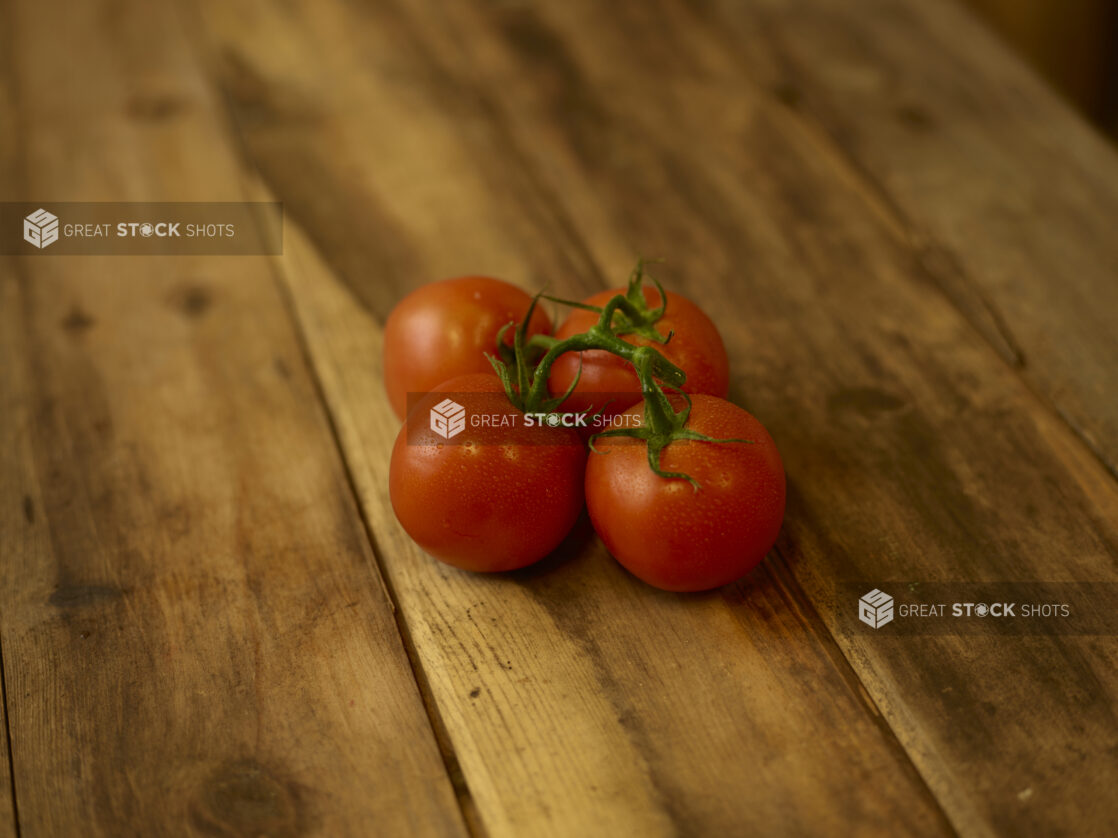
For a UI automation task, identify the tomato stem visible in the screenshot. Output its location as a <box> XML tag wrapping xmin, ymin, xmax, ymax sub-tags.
<box><xmin>488</xmin><ymin>267</ymin><xmax>687</xmax><ymax>416</ymax></box>
<box><xmin>490</xmin><ymin>259</ymin><xmax>753</xmax><ymax>489</ymax></box>
<box><xmin>542</xmin><ymin>258</ymin><xmax>671</xmax><ymax>344</ymax></box>
<box><xmin>616</xmin><ymin>351</ymin><xmax>754</xmax><ymax>490</ymax></box>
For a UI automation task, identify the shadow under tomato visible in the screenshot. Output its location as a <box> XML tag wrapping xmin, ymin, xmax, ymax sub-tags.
<box><xmin>501</xmin><ymin>510</ymin><xmax>599</xmax><ymax>584</ymax></box>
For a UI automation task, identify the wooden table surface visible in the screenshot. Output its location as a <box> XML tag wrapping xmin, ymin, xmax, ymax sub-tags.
<box><xmin>3</xmin><ymin>0</ymin><xmax>1118</xmax><ymax>835</ymax></box>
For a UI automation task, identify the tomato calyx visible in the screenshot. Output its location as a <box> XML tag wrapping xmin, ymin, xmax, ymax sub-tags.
<box><xmin>587</xmin><ymin>349</ymin><xmax>754</xmax><ymax>491</ymax></box>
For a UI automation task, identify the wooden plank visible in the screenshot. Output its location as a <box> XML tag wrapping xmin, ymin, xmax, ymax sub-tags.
<box><xmin>0</xmin><ymin>0</ymin><xmax>466</xmax><ymax>835</ymax></box>
<box><xmin>195</xmin><ymin>0</ymin><xmax>964</xmax><ymax>835</ymax></box>
<box><xmin>253</xmin><ymin>188</ymin><xmax>956</xmax><ymax>838</ymax></box>
<box><xmin>695</xmin><ymin>0</ymin><xmax>1118</xmax><ymax>478</ymax></box>
<box><xmin>382</xmin><ymin>1</ymin><xmax>1118</xmax><ymax>836</ymax></box>
<box><xmin>0</xmin><ymin>695</ymin><xmax>14</xmax><ymax>838</ymax></box>
<box><xmin>0</xmin><ymin>13</ymin><xmax>22</xmax><ymax>836</ymax></box>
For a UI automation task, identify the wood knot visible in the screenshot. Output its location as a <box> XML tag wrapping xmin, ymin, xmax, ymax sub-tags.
<box><xmin>770</xmin><ymin>81</ymin><xmax>803</xmax><ymax>109</ymax></box>
<box><xmin>191</xmin><ymin>759</ymin><xmax>307</xmax><ymax>837</ymax></box>
<box><xmin>61</xmin><ymin>306</ymin><xmax>95</xmax><ymax>334</ymax></box>
<box><xmin>169</xmin><ymin>283</ymin><xmax>214</xmax><ymax>318</ymax></box>
<box><xmin>895</xmin><ymin>103</ymin><xmax>935</xmax><ymax>131</ymax></box>
<box><xmin>48</xmin><ymin>584</ymin><xmax>124</xmax><ymax>609</ymax></box>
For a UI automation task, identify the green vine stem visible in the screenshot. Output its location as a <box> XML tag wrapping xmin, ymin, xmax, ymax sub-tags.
<box><xmin>488</xmin><ymin>286</ymin><xmax>686</xmax><ymax>416</ymax></box>
<box><xmin>587</xmin><ymin>349</ymin><xmax>754</xmax><ymax>491</ymax></box>
<box><xmin>488</xmin><ymin>261</ymin><xmax>752</xmax><ymax>490</ymax></box>
<box><xmin>542</xmin><ymin>257</ymin><xmax>672</xmax><ymax>343</ymax></box>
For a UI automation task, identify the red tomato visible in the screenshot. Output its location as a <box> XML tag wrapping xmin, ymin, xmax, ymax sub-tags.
<box><xmin>547</xmin><ymin>286</ymin><xmax>728</xmax><ymax>416</ymax></box>
<box><xmin>384</xmin><ymin>276</ymin><xmax>552</xmax><ymax>420</ymax></box>
<box><xmin>389</xmin><ymin>374</ymin><xmax>587</xmax><ymax>572</ymax></box>
<box><xmin>585</xmin><ymin>395</ymin><xmax>785</xmax><ymax>592</ymax></box>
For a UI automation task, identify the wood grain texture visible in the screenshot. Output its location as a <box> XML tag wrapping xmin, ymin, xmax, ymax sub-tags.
<box><xmin>0</xmin><ymin>695</ymin><xmax>14</xmax><ymax>838</ymax></box>
<box><xmin>5</xmin><ymin>0</ymin><xmax>1117</xmax><ymax>835</ymax></box>
<box><xmin>0</xmin><ymin>0</ymin><xmax>465</xmax><ymax>835</ymax></box>
<box><xmin>407</xmin><ymin>2</ymin><xmax>1118</xmax><ymax>835</ymax></box>
<box><xmin>251</xmin><ymin>188</ymin><xmax>955</xmax><ymax>838</ymax></box>
<box><xmin>699</xmin><ymin>0</ymin><xmax>1118</xmax><ymax>478</ymax></box>
<box><xmin>0</xmin><ymin>8</ymin><xmax>22</xmax><ymax>835</ymax></box>
<box><xmin>198</xmin><ymin>0</ymin><xmax>1118</xmax><ymax>835</ymax></box>
<box><xmin>195</xmin><ymin>0</ymin><xmax>973</xmax><ymax>836</ymax></box>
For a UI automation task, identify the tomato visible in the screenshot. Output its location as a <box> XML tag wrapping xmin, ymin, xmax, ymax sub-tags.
<box><xmin>585</xmin><ymin>395</ymin><xmax>785</xmax><ymax>592</ymax></box>
<box><xmin>384</xmin><ymin>276</ymin><xmax>552</xmax><ymax>420</ymax></box>
<box><xmin>547</xmin><ymin>286</ymin><xmax>728</xmax><ymax>416</ymax></box>
<box><xmin>389</xmin><ymin>373</ymin><xmax>587</xmax><ymax>572</ymax></box>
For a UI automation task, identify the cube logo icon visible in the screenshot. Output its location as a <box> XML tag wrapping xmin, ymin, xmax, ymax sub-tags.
<box><xmin>24</xmin><ymin>208</ymin><xmax>60</xmax><ymax>249</ymax></box>
<box><xmin>430</xmin><ymin>398</ymin><xmax>466</xmax><ymax>439</ymax></box>
<box><xmin>859</xmin><ymin>588</ymin><xmax>894</xmax><ymax>629</ymax></box>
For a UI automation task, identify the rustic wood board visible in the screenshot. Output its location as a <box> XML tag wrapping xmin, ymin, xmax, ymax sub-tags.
<box><xmin>192</xmin><ymin>0</ymin><xmax>961</xmax><ymax>834</ymax></box>
<box><xmin>198</xmin><ymin>0</ymin><xmax>1118</xmax><ymax>835</ymax></box>
<box><xmin>0</xmin><ymin>693</ymin><xmax>13</xmax><ymax>838</ymax></box>
<box><xmin>3</xmin><ymin>0</ymin><xmax>1118</xmax><ymax>835</ymax></box>
<box><xmin>0</xmin><ymin>0</ymin><xmax>465</xmax><ymax>835</ymax></box>
<box><xmin>192</xmin><ymin>0</ymin><xmax>1118</xmax><ymax>837</ymax></box>
<box><xmin>700</xmin><ymin>0</ymin><xmax>1118</xmax><ymax>477</ymax></box>
<box><xmin>0</xmin><ymin>6</ymin><xmax>21</xmax><ymax>832</ymax></box>
<box><xmin>413</xmin><ymin>2</ymin><xmax>1118</xmax><ymax>835</ymax></box>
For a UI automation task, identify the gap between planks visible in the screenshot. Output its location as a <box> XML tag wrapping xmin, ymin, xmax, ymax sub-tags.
<box><xmin>269</xmin><ymin>257</ymin><xmax>488</xmax><ymax>838</ymax></box>
<box><xmin>0</xmin><ymin>640</ymin><xmax>20</xmax><ymax>838</ymax></box>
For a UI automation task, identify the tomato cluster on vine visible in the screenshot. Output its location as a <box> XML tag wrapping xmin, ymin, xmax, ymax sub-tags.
<box><xmin>383</xmin><ymin>263</ymin><xmax>785</xmax><ymax>592</ymax></box>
